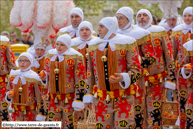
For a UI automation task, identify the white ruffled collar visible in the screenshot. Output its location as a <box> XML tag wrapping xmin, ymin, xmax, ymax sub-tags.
<box><xmin>89</xmin><ymin>34</ymin><xmax>136</xmax><ymax>51</ymax></box>
<box><xmin>183</xmin><ymin>40</ymin><xmax>193</xmax><ymax>51</ymax></box>
<box><xmin>147</xmin><ymin>25</ymin><xmax>166</xmax><ymax>32</ymax></box>
<box><xmin>59</xmin><ymin>25</ymin><xmax>79</xmax><ymax>37</ymax></box>
<box><xmin>117</xmin><ymin>25</ymin><xmax>151</xmax><ymax>40</ymax></box>
<box><xmin>10</xmin><ymin>69</ymin><xmax>41</xmax><ymax>81</ymax></box>
<box><xmin>71</xmin><ymin>36</ymin><xmax>97</xmax><ymax>49</ymax></box>
<box><xmin>48</xmin><ymin>48</ymin><xmax>83</xmax><ymax>62</ymax></box>
<box><xmin>173</xmin><ymin>23</ymin><xmax>193</xmax><ymax>34</ymax></box>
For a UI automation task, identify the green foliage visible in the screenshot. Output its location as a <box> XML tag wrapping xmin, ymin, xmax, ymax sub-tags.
<box><xmin>0</xmin><ymin>0</ymin><xmax>21</xmax><ymax>37</ymax></box>
<box><xmin>106</xmin><ymin>0</ymin><xmax>163</xmax><ymax>19</ymax></box>
<box><xmin>179</xmin><ymin>0</ymin><xmax>193</xmax><ymax>15</ymax></box>
<box><xmin>74</xmin><ymin>0</ymin><xmax>106</xmax><ymax>16</ymax></box>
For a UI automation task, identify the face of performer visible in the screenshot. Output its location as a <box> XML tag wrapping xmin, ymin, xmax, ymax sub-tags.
<box><xmin>166</xmin><ymin>18</ymin><xmax>177</xmax><ymax>28</ymax></box>
<box><xmin>18</xmin><ymin>56</ymin><xmax>31</xmax><ymax>70</ymax></box>
<box><xmin>71</xmin><ymin>14</ymin><xmax>82</xmax><ymax>28</ymax></box>
<box><xmin>35</xmin><ymin>49</ymin><xmax>45</xmax><ymax>57</ymax></box>
<box><xmin>97</xmin><ymin>23</ymin><xmax>109</xmax><ymax>39</ymax></box>
<box><xmin>183</xmin><ymin>13</ymin><xmax>193</xmax><ymax>25</ymax></box>
<box><xmin>116</xmin><ymin>13</ymin><xmax>130</xmax><ymax>29</ymax></box>
<box><xmin>56</xmin><ymin>41</ymin><xmax>68</xmax><ymax>54</ymax></box>
<box><xmin>79</xmin><ymin>27</ymin><xmax>92</xmax><ymax>40</ymax></box>
<box><xmin>137</xmin><ymin>12</ymin><xmax>150</xmax><ymax>27</ymax></box>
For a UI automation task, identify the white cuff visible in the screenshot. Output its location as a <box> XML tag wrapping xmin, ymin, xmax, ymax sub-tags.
<box><xmin>83</xmin><ymin>95</ymin><xmax>94</xmax><ymax>104</ymax></box>
<box><xmin>119</xmin><ymin>73</ymin><xmax>130</xmax><ymax>89</ymax></box>
<box><xmin>72</xmin><ymin>101</ymin><xmax>84</xmax><ymax>111</ymax></box>
<box><xmin>5</xmin><ymin>91</ymin><xmax>12</xmax><ymax>103</ymax></box>
<box><xmin>164</xmin><ymin>81</ymin><xmax>176</xmax><ymax>90</ymax></box>
<box><xmin>40</xmin><ymin>70</ymin><xmax>48</xmax><ymax>87</ymax></box>
<box><xmin>181</xmin><ymin>66</ymin><xmax>192</xmax><ymax>79</ymax></box>
<box><xmin>36</xmin><ymin>114</ymin><xmax>46</xmax><ymax>121</ymax></box>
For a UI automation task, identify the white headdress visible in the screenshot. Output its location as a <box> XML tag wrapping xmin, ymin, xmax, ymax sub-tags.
<box><xmin>99</xmin><ymin>17</ymin><xmax>118</xmax><ymax>40</ymax></box>
<box><xmin>116</xmin><ymin>7</ymin><xmax>133</xmax><ymax>30</ymax></box>
<box><xmin>70</xmin><ymin>7</ymin><xmax>84</xmax><ymax>21</ymax></box>
<box><xmin>78</xmin><ymin>21</ymin><xmax>94</xmax><ymax>39</ymax></box>
<box><xmin>136</xmin><ymin>9</ymin><xmax>153</xmax><ymax>29</ymax></box>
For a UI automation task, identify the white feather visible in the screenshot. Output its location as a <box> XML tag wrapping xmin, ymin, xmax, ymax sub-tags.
<box><xmin>48</xmin><ymin>18</ymin><xmax>56</xmax><ymax>39</ymax></box>
<box><xmin>10</xmin><ymin>0</ymin><xmax>22</xmax><ymax>27</ymax></box>
<box><xmin>18</xmin><ymin>25</ymin><xmax>29</xmax><ymax>33</ymax></box>
<box><xmin>66</xmin><ymin>1</ymin><xmax>75</xmax><ymax>26</ymax></box>
<box><xmin>36</xmin><ymin>1</ymin><xmax>53</xmax><ymax>29</ymax></box>
<box><xmin>52</xmin><ymin>1</ymin><xmax>68</xmax><ymax>31</ymax></box>
<box><xmin>20</xmin><ymin>1</ymin><xmax>36</xmax><ymax>31</ymax></box>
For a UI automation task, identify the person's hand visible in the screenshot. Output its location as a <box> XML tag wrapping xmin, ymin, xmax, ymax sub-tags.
<box><xmin>40</xmin><ymin>75</ymin><xmax>46</xmax><ymax>81</ymax></box>
<box><xmin>39</xmin><ymin>71</ymin><xmax>46</xmax><ymax>81</ymax></box>
<box><xmin>184</xmin><ymin>67</ymin><xmax>192</xmax><ymax>74</ymax></box>
<box><xmin>109</xmin><ymin>73</ymin><xmax>123</xmax><ymax>83</ymax></box>
<box><xmin>84</xmin><ymin>103</ymin><xmax>92</xmax><ymax>110</ymax></box>
<box><xmin>8</xmin><ymin>92</ymin><xmax>14</xmax><ymax>99</ymax></box>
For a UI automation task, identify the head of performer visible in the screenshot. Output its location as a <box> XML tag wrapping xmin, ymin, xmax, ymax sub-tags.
<box><xmin>55</xmin><ymin>34</ymin><xmax>71</xmax><ymax>54</ymax></box>
<box><xmin>70</xmin><ymin>7</ymin><xmax>84</xmax><ymax>29</ymax></box>
<box><xmin>78</xmin><ymin>21</ymin><xmax>93</xmax><ymax>40</ymax></box>
<box><xmin>116</xmin><ymin>7</ymin><xmax>133</xmax><ymax>30</ymax></box>
<box><xmin>183</xmin><ymin>7</ymin><xmax>193</xmax><ymax>25</ymax></box>
<box><xmin>16</xmin><ymin>52</ymin><xmax>33</xmax><ymax>71</ymax></box>
<box><xmin>33</xmin><ymin>33</ymin><xmax>48</xmax><ymax>57</ymax></box>
<box><xmin>166</xmin><ymin>18</ymin><xmax>177</xmax><ymax>28</ymax></box>
<box><xmin>97</xmin><ymin>17</ymin><xmax>118</xmax><ymax>40</ymax></box>
<box><xmin>136</xmin><ymin>9</ymin><xmax>153</xmax><ymax>29</ymax></box>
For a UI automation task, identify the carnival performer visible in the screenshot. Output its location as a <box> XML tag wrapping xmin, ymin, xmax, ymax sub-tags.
<box><xmin>5</xmin><ymin>52</ymin><xmax>46</xmax><ymax>123</ymax></box>
<box><xmin>84</xmin><ymin>17</ymin><xmax>141</xmax><ymax>129</ymax></box>
<box><xmin>27</xmin><ymin>32</ymin><xmax>52</xmax><ymax>118</ymax></box>
<box><xmin>0</xmin><ymin>35</ymin><xmax>16</xmax><ymax>128</ymax></box>
<box><xmin>42</xmin><ymin>34</ymin><xmax>86</xmax><ymax>128</ymax></box>
<box><xmin>136</xmin><ymin>9</ymin><xmax>176</xmax><ymax>129</ymax></box>
<box><xmin>116</xmin><ymin>7</ymin><xmax>156</xmax><ymax>129</ymax></box>
<box><xmin>71</xmin><ymin>21</ymin><xmax>97</xmax><ymax>69</ymax></box>
<box><xmin>171</xmin><ymin>7</ymin><xmax>193</xmax><ymax>129</ymax></box>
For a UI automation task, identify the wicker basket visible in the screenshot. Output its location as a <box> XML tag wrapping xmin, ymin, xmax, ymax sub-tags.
<box><xmin>73</xmin><ymin>105</ymin><xmax>96</xmax><ymax>129</ymax></box>
<box><xmin>161</xmin><ymin>89</ymin><xmax>178</xmax><ymax>128</ymax></box>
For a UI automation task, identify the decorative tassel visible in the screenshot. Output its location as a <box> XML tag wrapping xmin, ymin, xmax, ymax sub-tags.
<box><xmin>12</xmin><ymin>107</ymin><xmax>15</xmax><ymax>113</ymax></box>
<box><xmin>24</xmin><ymin>109</ymin><xmax>26</xmax><ymax>115</ymax></box>
<box><xmin>54</xmin><ymin>96</ymin><xmax>58</xmax><ymax>103</ymax></box>
<box><xmin>146</xmin><ymin>86</ymin><xmax>148</xmax><ymax>94</ymax></box>
<box><xmin>136</xmin><ymin>91</ymin><xmax>140</xmax><ymax>97</ymax></box>
<box><xmin>159</xmin><ymin>77</ymin><xmax>163</xmax><ymax>83</ymax></box>
<box><xmin>65</xmin><ymin>96</ymin><xmax>69</xmax><ymax>104</ymax></box>
<box><xmin>145</xmin><ymin>81</ymin><xmax>149</xmax><ymax>87</ymax></box>
<box><xmin>146</xmin><ymin>71</ymin><xmax>149</xmax><ymax>76</ymax></box>
<box><xmin>46</xmin><ymin>94</ymin><xmax>50</xmax><ymax>101</ymax></box>
<box><xmin>122</xmin><ymin>91</ymin><xmax>127</xmax><ymax>99</ymax></box>
<box><xmin>5</xmin><ymin>77</ymin><xmax>8</xmax><ymax>83</ymax></box>
<box><xmin>188</xmin><ymin>81</ymin><xmax>191</xmax><ymax>87</ymax></box>
<box><xmin>94</xmin><ymin>92</ymin><xmax>98</xmax><ymax>98</ymax></box>
<box><xmin>86</xmin><ymin>53</ymin><xmax>89</xmax><ymax>59</ymax></box>
<box><xmin>106</xmin><ymin>94</ymin><xmax>110</xmax><ymax>102</ymax></box>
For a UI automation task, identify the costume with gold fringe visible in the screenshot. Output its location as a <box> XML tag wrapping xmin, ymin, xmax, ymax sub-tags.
<box><xmin>178</xmin><ymin>40</ymin><xmax>193</xmax><ymax>129</ymax></box>
<box><xmin>0</xmin><ymin>35</ymin><xmax>16</xmax><ymax>127</ymax></box>
<box><xmin>83</xmin><ymin>34</ymin><xmax>141</xmax><ymax>128</ymax></box>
